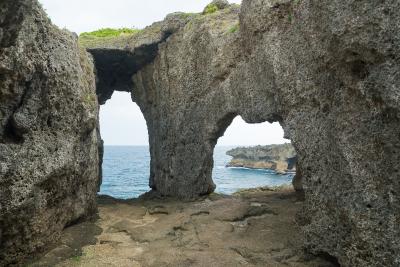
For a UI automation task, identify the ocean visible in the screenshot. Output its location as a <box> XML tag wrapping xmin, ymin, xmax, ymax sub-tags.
<box><xmin>99</xmin><ymin>146</ymin><xmax>293</xmax><ymax>199</ymax></box>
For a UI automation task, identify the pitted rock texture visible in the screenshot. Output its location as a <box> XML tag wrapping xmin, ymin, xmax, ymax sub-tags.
<box><xmin>238</xmin><ymin>1</ymin><xmax>400</xmax><ymax>266</ymax></box>
<box><xmin>226</xmin><ymin>144</ymin><xmax>297</xmax><ymax>174</ymax></box>
<box><xmin>133</xmin><ymin>5</ymin><xmax>243</xmax><ymax>199</ymax></box>
<box><xmin>89</xmin><ymin>3</ymin><xmax>242</xmax><ymax>198</ymax></box>
<box><xmin>90</xmin><ymin>0</ymin><xmax>399</xmax><ymax>266</ymax></box>
<box><xmin>0</xmin><ymin>0</ymin><xmax>99</xmax><ymax>264</ymax></box>
<box><xmin>1</xmin><ymin>0</ymin><xmax>399</xmax><ymax>266</ymax></box>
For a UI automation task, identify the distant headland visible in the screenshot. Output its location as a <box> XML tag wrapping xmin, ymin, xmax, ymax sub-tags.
<box><xmin>226</xmin><ymin>143</ymin><xmax>296</xmax><ymax>174</ymax></box>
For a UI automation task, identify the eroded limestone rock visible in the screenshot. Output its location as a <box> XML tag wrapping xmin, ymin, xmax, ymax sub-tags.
<box><xmin>238</xmin><ymin>1</ymin><xmax>400</xmax><ymax>266</ymax></box>
<box><xmin>0</xmin><ymin>0</ymin><xmax>99</xmax><ymax>264</ymax></box>
<box><xmin>90</xmin><ymin>0</ymin><xmax>400</xmax><ymax>265</ymax></box>
<box><xmin>80</xmin><ymin>12</ymin><xmax>191</xmax><ymax>104</ymax></box>
<box><xmin>1</xmin><ymin>0</ymin><xmax>399</xmax><ymax>266</ymax></box>
<box><xmin>226</xmin><ymin>144</ymin><xmax>297</xmax><ymax>174</ymax></box>
<box><xmin>87</xmin><ymin>3</ymin><xmax>243</xmax><ymax>198</ymax></box>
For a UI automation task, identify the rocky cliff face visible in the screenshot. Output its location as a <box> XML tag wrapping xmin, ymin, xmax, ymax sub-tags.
<box><xmin>1</xmin><ymin>0</ymin><xmax>399</xmax><ymax>266</ymax></box>
<box><xmin>0</xmin><ymin>0</ymin><xmax>99</xmax><ymax>264</ymax></box>
<box><xmin>85</xmin><ymin>3</ymin><xmax>243</xmax><ymax>198</ymax></box>
<box><xmin>89</xmin><ymin>1</ymin><xmax>400</xmax><ymax>264</ymax></box>
<box><xmin>85</xmin><ymin>0</ymin><xmax>399</xmax><ymax>265</ymax></box>
<box><xmin>237</xmin><ymin>1</ymin><xmax>400</xmax><ymax>266</ymax></box>
<box><xmin>97</xmin><ymin>1</ymin><xmax>400</xmax><ymax>265</ymax></box>
<box><xmin>226</xmin><ymin>144</ymin><xmax>296</xmax><ymax>174</ymax></box>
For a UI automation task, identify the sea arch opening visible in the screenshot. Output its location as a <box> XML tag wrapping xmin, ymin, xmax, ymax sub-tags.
<box><xmin>212</xmin><ymin>115</ymin><xmax>298</xmax><ymax>195</ymax></box>
<box><xmin>98</xmin><ymin>91</ymin><xmax>151</xmax><ymax>199</ymax></box>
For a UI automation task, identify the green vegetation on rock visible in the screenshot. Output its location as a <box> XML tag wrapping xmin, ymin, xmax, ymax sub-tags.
<box><xmin>228</xmin><ymin>23</ymin><xmax>240</xmax><ymax>33</ymax></box>
<box><xmin>80</xmin><ymin>28</ymin><xmax>140</xmax><ymax>38</ymax></box>
<box><xmin>203</xmin><ymin>3</ymin><xmax>219</xmax><ymax>14</ymax></box>
<box><xmin>79</xmin><ymin>28</ymin><xmax>141</xmax><ymax>48</ymax></box>
<box><xmin>72</xmin><ymin>255</ymin><xmax>81</xmax><ymax>262</ymax></box>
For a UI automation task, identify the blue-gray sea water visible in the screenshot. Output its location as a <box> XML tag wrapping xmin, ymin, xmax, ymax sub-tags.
<box><xmin>99</xmin><ymin>146</ymin><xmax>293</xmax><ymax>199</ymax></box>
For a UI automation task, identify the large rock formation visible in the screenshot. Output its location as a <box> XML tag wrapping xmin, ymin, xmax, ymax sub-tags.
<box><xmin>226</xmin><ymin>143</ymin><xmax>297</xmax><ymax>174</ymax></box>
<box><xmin>88</xmin><ymin>1</ymin><xmax>400</xmax><ymax>266</ymax></box>
<box><xmin>83</xmin><ymin>4</ymin><xmax>243</xmax><ymax>198</ymax></box>
<box><xmin>0</xmin><ymin>0</ymin><xmax>99</xmax><ymax>264</ymax></box>
<box><xmin>1</xmin><ymin>0</ymin><xmax>399</xmax><ymax>266</ymax></box>
<box><xmin>237</xmin><ymin>1</ymin><xmax>400</xmax><ymax>266</ymax></box>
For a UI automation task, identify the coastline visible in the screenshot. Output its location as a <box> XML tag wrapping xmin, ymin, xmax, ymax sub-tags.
<box><xmin>226</xmin><ymin>144</ymin><xmax>297</xmax><ymax>175</ymax></box>
<box><xmin>226</xmin><ymin>160</ymin><xmax>296</xmax><ymax>175</ymax></box>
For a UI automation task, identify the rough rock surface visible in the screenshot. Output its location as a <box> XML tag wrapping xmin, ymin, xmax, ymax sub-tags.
<box><xmin>1</xmin><ymin>0</ymin><xmax>399</xmax><ymax>266</ymax></box>
<box><xmin>134</xmin><ymin>5</ymin><xmax>242</xmax><ymax>198</ymax></box>
<box><xmin>88</xmin><ymin>3</ymin><xmax>242</xmax><ymax>198</ymax></box>
<box><xmin>238</xmin><ymin>1</ymin><xmax>400</xmax><ymax>266</ymax></box>
<box><xmin>0</xmin><ymin>0</ymin><xmax>99</xmax><ymax>264</ymax></box>
<box><xmin>226</xmin><ymin>143</ymin><xmax>297</xmax><ymax>174</ymax></box>
<box><xmin>88</xmin><ymin>0</ymin><xmax>400</xmax><ymax>266</ymax></box>
<box><xmin>80</xmin><ymin>12</ymin><xmax>194</xmax><ymax>104</ymax></box>
<box><xmin>29</xmin><ymin>187</ymin><xmax>337</xmax><ymax>267</ymax></box>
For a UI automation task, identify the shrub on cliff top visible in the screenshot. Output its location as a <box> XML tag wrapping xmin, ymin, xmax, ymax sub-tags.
<box><xmin>203</xmin><ymin>0</ymin><xmax>230</xmax><ymax>15</ymax></box>
<box><xmin>203</xmin><ymin>3</ymin><xmax>219</xmax><ymax>14</ymax></box>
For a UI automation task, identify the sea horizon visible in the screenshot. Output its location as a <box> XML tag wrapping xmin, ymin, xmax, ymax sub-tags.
<box><xmin>100</xmin><ymin>146</ymin><xmax>293</xmax><ymax>199</ymax></box>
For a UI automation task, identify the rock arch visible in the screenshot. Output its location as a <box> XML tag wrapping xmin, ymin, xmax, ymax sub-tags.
<box><xmin>0</xmin><ymin>0</ymin><xmax>399</xmax><ymax>266</ymax></box>
<box><xmin>89</xmin><ymin>4</ymin><xmax>283</xmax><ymax>198</ymax></box>
<box><xmin>88</xmin><ymin>1</ymin><xmax>400</xmax><ymax>266</ymax></box>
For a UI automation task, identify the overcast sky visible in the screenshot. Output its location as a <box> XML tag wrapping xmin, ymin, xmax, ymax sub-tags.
<box><xmin>39</xmin><ymin>0</ymin><xmax>288</xmax><ymax>146</ymax></box>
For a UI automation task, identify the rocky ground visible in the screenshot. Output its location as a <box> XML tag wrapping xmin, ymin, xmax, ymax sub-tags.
<box><xmin>28</xmin><ymin>186</ymin><xmax>336</xmax><ymax>267</ymax></box>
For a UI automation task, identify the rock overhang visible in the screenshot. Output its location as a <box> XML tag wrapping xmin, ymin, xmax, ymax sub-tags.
<box><xmin>79</xmin><ymin>3</ymin><xmax>241</xmax><ymax>104</ymax></box>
